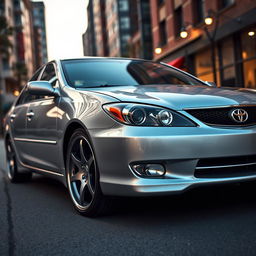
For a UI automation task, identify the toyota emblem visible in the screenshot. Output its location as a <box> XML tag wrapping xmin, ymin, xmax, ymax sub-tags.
<box><xmin>230</xmin><ymin>109</ymin><xmax>248</xmax><ymax>123</ymax></box>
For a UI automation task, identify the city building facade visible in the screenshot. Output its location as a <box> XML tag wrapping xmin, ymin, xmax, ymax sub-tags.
<box><xmin>32</xmin><ymin>1</ymin><xmax>48</xmax><ymax>68</ymax></box>
<box><xmin>83</xmin><ymin>0</ymin><xmax>132</xmax><ymax>58</ymax></box>
<box><xmin>0</xmin><ymin>0</ymin><xmax>17</xmax><ymax>95</ymax></box>
<box><xmin>82</xmin><ymin>1</ymin><xmax>97</xmax><ymax>56</ymax></box>
<box><xmin>106</xmin><ymin>0</ymin><xmax>131</xmax><ymax>57</ymax></box>
<box><xmin>0</xmin><ymin>0</ymin><xmax>46</xmax><ymax>110</ymax></box>
<box><xmin>14</xmin><ymin>0</ymin><xmax>35</xmax><ymax>81</ymax></box>
<box><xmin>150</xmin><ymin>0</ymin><xmax>256</xmax><ymax>88</ymax></box>
<box><xmin>92</xmin><ymin>0</ymin><xmax>108</xmax><ymax>56</ymax></box>
<box><xmin>129</xmin><ymin>0</ymin><xmax>153</xmax><ymax>60</ymax></box>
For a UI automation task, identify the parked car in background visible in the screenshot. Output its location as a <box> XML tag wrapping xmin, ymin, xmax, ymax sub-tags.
<box><xmin>4</xmin><ymin>58</ymin><xmax>256</xmax><ymax>217</ymax></box>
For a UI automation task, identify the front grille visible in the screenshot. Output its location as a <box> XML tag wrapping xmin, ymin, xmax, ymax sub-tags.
<box><xmin>195</xmin><ymin>155</ymin><xmax>256</xmax><ymax>178</ymax></box>
<box><xmin>186</xmin><ymin>106</ymin><xmax>256</xmax><ymax>126</ymax></box>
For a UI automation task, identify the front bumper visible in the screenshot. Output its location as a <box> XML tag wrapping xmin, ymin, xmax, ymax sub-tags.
<box><xmin>90</xmin><ymin>124</ymin><xmax>256</xmax><ymax>196</ymax></box>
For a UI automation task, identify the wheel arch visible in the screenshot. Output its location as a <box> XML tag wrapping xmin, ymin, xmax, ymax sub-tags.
<box><xmin>62</xmin><ymin>120</ymin><xmax>90</xmax><ymax>167</ymax></box>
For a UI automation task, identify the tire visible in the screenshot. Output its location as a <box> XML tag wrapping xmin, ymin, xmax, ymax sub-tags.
<box><xmin>5</xmin><ymin>136</ymin><xmax>32</xmax><ymax>183</ymax></box>
<box><xmin>66</xmin><ymin>128</ymin><xmax>113</xmax><ymax>217</ymax></box>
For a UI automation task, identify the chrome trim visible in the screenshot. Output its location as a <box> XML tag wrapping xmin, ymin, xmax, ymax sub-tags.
<box><xmin>196</xmin><ymin>122</ymin><xmax>256</xmax><ymax>128</ymax></box>
<box><xmin>196</xmin><ymin>161</ymin><xmax>256</xmax><ymax>170</ymax></box>
<box><xmin>14</xmin><ymin>137</ymin><xmax>57</xmax><ymax>145</ymax></box>
<box><xmin>184</xmin><ymin>105</ymin><xmax>256</xmax><ymax>127</ymax></box>
<box><xmin>183</xmin><ymin>104</ymin><xmax>256</xmax><ymax>110</ymax></box>
<box><xmin>20</xmin><ymin>162</ymin><xmax>64</xmax><ymax>177</ymax></box>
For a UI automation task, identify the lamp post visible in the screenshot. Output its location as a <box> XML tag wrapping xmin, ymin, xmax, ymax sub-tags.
<box><xmin>203</xmin><ymin>10</ymin><xmax>219</xmax><ymax>84</ymax></box>
<box><xmin>180</xmin><ymin>10</ymin><xmax>219</xmax><ymax>84</ymax></box>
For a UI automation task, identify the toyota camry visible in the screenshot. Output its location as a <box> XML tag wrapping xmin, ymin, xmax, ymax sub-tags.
<box><xmin>4</xmin><ymin>58</ymin><xmax>256</xmax><ymax>217</ymax></box>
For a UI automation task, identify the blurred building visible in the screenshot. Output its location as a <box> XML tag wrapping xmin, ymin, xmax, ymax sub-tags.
<box><xmin>105</xmin><ymin>0</ymin><xmax>131</xmax><ymax>57</ymax></box>
<box><xmin>32</xmin><ymin>1</ymin><xmax>48</xmax><ymax>68</ymax></box>
<box><xmin>82</xmin><ymin>1</ymin><xmax>96</xmax><ymax>56</ymax></box>
<box><xmin>14</xmin><ymin>0</ymin><xmax>35</xmax><ymax>81</ymax></box>
<box><xmin>83</xmin><ymin>0</ymin><xmax>133</xmax><ymax>58</ymax></box>
<box><xmin>128</xmin><ymin>0</ymin><xmax>153</xmax><ymax>60</ymax></box>
<box><xmin>0</xmin><ymin>0</ymin><xmax>40</xmax><ymax>107</ymax></box>
<box><xmin>150</xmin><ymin>0</ymin><xmax>256</xmax><ymax>88</ymax></box>
<box><xmin>92</xmin><ymin>0</ymin><xmax>108</xmax><ymax>56</ymax></box>
<box><xmin>0</xmin><ymin>0</ymin><xmax>17</xmax><ymax>95</ymax></box>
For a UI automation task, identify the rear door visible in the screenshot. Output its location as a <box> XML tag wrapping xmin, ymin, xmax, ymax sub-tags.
<box><xmin>25</xmin><ymin>62</ymin><xmax>61</xmax><ymax>173</ymax></box>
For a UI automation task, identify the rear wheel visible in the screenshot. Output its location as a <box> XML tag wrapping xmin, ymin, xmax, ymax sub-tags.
<box><xmin>66</xmin><ymin>129</ymin><xmax>112</xmax><ymax>217</ymax></box>
<box><xmin>5</xmin><ymin>137</ymin><xmax>32</xmax><ymax>182</ymax></box>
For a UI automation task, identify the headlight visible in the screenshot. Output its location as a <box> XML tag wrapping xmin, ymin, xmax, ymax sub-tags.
<box><xmin>103</xmin><ymin>103</ymin><xmax>196</xmax><ymax>127</ymax></box>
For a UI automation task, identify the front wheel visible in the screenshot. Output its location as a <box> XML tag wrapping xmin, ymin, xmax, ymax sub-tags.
<box><xmin>66</xmin><ymin>129</ymin><xmax>112</xmax><ymax>217</ymax></box>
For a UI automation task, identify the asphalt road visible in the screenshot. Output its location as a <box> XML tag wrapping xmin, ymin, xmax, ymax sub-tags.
<box><xmin>1</xmin><ymin>140</ymin><xmax>256</xmax><ymax>256</ymax></box>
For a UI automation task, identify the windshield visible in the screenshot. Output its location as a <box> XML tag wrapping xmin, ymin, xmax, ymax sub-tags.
<box><xmin>61</xmin><ymin>59</ymin><xmax>206</xmax><ymax>88</ymax></box>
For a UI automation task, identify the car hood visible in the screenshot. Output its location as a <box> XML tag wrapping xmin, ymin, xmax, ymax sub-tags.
<box><xmin>83</xmin><ymin>84</ymin><xmax>256</xmax><ymax>110</ymax></box>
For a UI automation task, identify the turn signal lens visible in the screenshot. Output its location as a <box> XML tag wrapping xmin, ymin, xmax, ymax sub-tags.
<box><xmin>107</xmin><ymin>106</ymin><xmax>125</xmax><ymax>122</ymax></box>
<box><xmin>103</xmin><ymin>103</ymin><xmax>196</xmax><ymax>127</ymax></box>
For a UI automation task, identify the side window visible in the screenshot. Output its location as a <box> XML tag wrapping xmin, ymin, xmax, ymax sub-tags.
<box><xmin>16</xmin><ymin>63</ymin><xmax>58</xmax><ymax>105</ymax></box>
<box><xmin>40</xmin><ymin>63</ymin><xmax>56</xmax><ymax>81</ymax></box>
<box><xmin>29</xmin><ymin>67</ymin><xmax>44</xmax><ymax>81</ymax></box>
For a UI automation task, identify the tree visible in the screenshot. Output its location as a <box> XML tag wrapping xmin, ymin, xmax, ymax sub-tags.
<box><xmin>0</xmin><ymin>15</ymin><xmax>13</xmax><ymax>134</ymax></box>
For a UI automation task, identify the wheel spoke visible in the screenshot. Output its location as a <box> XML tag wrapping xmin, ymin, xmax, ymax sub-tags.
<box><xmin>87</xmin><ymin>156</ymin><xmax>94</xmax><ymax>169</ymax></box>
<box><xmin>79</xmin><ymin>180</ymin><xmax>86</xmax><ymax>204</ymax></box>
<box><xmin>79</xmin><ymin>140</ymin><xmax>87</xmax><ymax>163</ymax></box>
<box><xmin>87</xmin><ymin>178</ymin><xmax>94</xmax><ymax>196</ymax></box>
<box><xmin>71</xmin><ymin>153</ymin><xmax>82</xmax><ymax>169</ymax></box>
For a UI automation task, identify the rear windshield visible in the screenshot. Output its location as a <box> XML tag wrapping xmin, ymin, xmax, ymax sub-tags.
<box><xmin>61</xmin><ymin>59</ymin><xmax>206</xmax><ymax>88</ymax></box>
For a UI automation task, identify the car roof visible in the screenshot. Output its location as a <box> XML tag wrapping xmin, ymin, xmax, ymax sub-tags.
<box><xmin>53</xmin><ymin>57</ymin><xmax>152</xmax><ymax>63</ymax></box>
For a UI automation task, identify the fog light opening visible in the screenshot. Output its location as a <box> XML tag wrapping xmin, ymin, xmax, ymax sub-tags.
<box><xmin>132</xmin><ymin>163</ymin><xmax>165</xmax><ymax>177</ymax></box>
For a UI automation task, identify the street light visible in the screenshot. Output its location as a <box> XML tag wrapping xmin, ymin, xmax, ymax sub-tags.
<box><xmin>13</xmin><ymin>90</ymin><xmax>20</xmax><ymax>97</ymax></box>
<box><xmin>204</xmin><ymin>15</ymin><xmax>214</xmax><ymax>25</ymax></box>
<box><xmin>248</xmin><ymin>31</ymin><xmax>255</xmax><ymax>37</ymax></box>
<box><xmin>154</xmin><ymin>47</ymin><xmax>162</xmax><ymax>55</ymax></box>
<box><xmin>180</xmin><ymin>27</ymin><xmax>188</xmax><ymax>38</ymax></box>
<box><xmin>179</xmin><ymin>9</ymin><xmax>219</xmax><ymax>84</ymax></box>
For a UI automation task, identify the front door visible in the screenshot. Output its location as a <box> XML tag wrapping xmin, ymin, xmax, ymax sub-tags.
<box><xmin>25</xmin><ymin>62</ymin><xmax>61</xmax><ymax>173</ymax></box>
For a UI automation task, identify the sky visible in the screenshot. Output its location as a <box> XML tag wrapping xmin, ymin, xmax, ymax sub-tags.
<box><xmin>32</xmin><ymin>0</ymin><xmax>89</xmax><ymax>60</ymax></box>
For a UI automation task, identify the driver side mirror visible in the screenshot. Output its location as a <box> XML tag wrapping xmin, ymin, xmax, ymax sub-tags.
<box><xmin>27</xmin><ymin>81</ymin><xmax>60</xmax><ymax>97</ymax></box>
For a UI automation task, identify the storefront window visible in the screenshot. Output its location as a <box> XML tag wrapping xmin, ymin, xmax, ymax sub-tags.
<box><xmin>241</xmin><ymin>27</ymin><xmax>256</xmax><ymax>88</ymax></box>
<box><xmin>194</xmin><ymin>47</ymin><xmax>220</xmax><ymax>85</ymax></box>
<box><xmin>241</xmin><ymin>29</ymin><xmax>256</xmax><ymax>60</ymax></box>
<box><xmin>220</xmin><ymin>38</ymin><xmax>236</xmax><ymax>86</ymax></box>
<box><xmin>243</xmin><ymin>59</ymin><xmax>256</xmax><ymax>88</ymax></box>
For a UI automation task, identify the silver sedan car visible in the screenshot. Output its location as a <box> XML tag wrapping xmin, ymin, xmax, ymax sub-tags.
<box><xmin>4</xmin><ymin>58</ymin><xmax>256</xmax><ymax>217</ymax></box>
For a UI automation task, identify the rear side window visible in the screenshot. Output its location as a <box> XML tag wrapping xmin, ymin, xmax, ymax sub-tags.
<box><xmin>40</xmin><ymin>63</ymin><xmax>56</xmax><ymax>81</ymax></box>
<box><xmin>29</xmin><ymin>67</ymin><xmax>43</xmax><ymax>81</ymax></box>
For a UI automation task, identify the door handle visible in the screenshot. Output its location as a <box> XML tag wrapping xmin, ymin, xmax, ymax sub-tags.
<box><xmin>26</xmin><ymin>111</ymin><xmax>34</xmax><ymax>119</ymax></box>
<box><xmin>10</xmin><ymin>114</ymin><xmax>16</xmax><ymax>121</ymax></box>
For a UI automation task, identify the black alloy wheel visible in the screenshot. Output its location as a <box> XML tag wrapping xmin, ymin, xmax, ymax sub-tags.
<box><xmin>66</xmin><ymin>129</ymin><xmax>112</xmax><ymax>217</ymax></box>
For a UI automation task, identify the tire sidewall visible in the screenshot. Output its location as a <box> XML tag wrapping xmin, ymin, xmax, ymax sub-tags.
<box><xmin>65</xmin><ymin>128</ymin><xmax>103</xmax><ymax>215</ymax></box>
